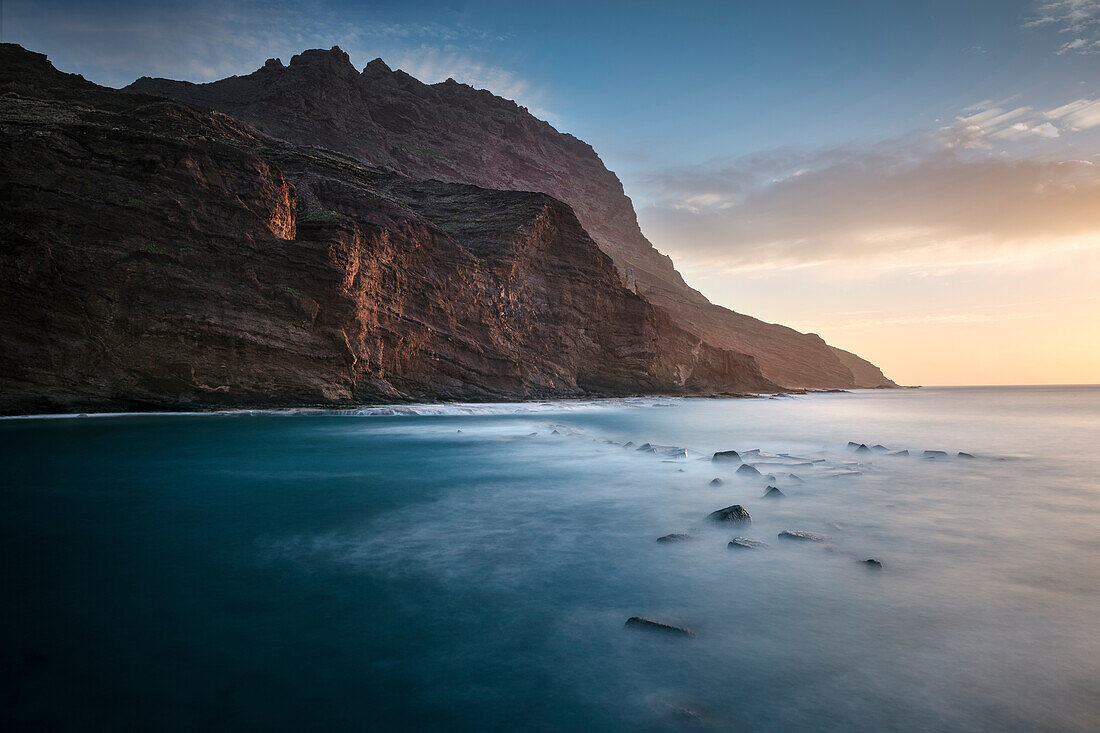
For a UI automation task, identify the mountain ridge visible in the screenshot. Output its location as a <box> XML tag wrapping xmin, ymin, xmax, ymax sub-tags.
<box><xmin>127</xmin><ymin>45</ymin><xmax>895</xmax><ymax>389</ymax></box>
<box><xmin>0</xmin><ymin>43</ymin><xmax>777</xmax><ymax>414</ymax></box>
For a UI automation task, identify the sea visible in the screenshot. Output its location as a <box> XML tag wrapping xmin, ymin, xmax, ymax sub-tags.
<box><xmin>2</xmin><ymin>386</ymin><xmax>1098</xmax><ymax>731</ymax></box>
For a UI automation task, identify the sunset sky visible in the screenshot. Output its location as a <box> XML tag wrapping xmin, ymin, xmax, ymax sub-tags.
<box><xmin>6</xmin><ymin>0</ymin><xmax>1099</xmax><ymax>385</ymax></box>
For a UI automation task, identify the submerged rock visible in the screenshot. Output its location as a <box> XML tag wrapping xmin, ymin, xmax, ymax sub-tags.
<box><xmin>624</xmin><ymin>616</ymin><xmax>696</xmax><ymax>638</ymax></box>
<box><xmin>778</xmin><ymin>530</ymin><xmax>827</xmax><ymax>542</ymax></box>
<box><xmin>871</xmin><ymin>444</ymin><xmax>890</xmax><ymax>453</ymax></box>
<box><xmin>854</xmin><ymin>444</ymin><xmax>872</xmax><ymax>454</ymax></box>
<box><xmin>656</xmin><ymin>533</ymin><xmax>691</xmax><ymax>543</ymax></box>
<box><xmin>889</xmin><ymin>450</ymin><xmax>909</xmax><ymax>456</ymax></box>
<box><xmin>787</xmin><ymin>473</ymin><xmax>805</xmax><ymax>483</ymax></box>
<box><xmin>922</xmin><ymin>450</ymin><xmax>948</xmax><ymax>458</ymax></box>
<box><xmin>712</xmin><ymin>450</ymin><xmax>741</xmax><ymax>463</ymax></box>
<box><xmin>709</xmin><ymin>477</ymin><xmax>723</xmax><ymax>486</ymax></box>
<box><xmin>763</xmin><ymin>485</ymin><xmax>785</xmax><ymax>498</ymax></box>
<box><xmin>708</xmin><ymin>504</ymin><xmax>751</xmax><ymax>523</ymax></box>
<box><xmin>847</xmin><ymin>441</ymin><xmax>861</xmax><ymax>450</ymax></box>
<box><xmin>728</xmin><ymin>537</ymin><xmax>767</xmax><ymax>550</ymax></box>
<box><xmin>736</xmin><ymin>464</ymin><xmax>761</xmax><ymax>477</ymax></box>
<box><xmin>863</xmin><ymin>558</ymin><xmax>884</xmax><ymax>569</ymax></box>
<box><xmin>623</xmin><ymin>441</ymin><xmax>635</xmax><ymax>448</ymax></box>
<box><xmin>957</xmin><ymin>452</ymin><xmax>974</xmax><ymax>459</ymax></box>
<box><xmin>636</xmin><ymin>443</ymin><xmax>657</xmax><ymax>453</ymax></box>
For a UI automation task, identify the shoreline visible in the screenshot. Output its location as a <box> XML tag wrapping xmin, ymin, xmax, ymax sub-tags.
<box><xmin>0</xmin><ymin>389</ymin><xmax>872</xmax><ymax>421</ymax></box>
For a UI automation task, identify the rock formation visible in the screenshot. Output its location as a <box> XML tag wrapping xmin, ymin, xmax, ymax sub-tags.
<box><xmin>0</xmin><ymin>44</ymin><xmax>776</xmax><ymax>414</ymax></box>
<box><xmin>127</xmin><ymin>46</ymin><xmax>895</xmax><ymax>389</ymax></box>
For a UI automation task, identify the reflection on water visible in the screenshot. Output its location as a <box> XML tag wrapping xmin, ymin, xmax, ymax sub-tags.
<box><xmin>2</xmin><ymin>387</ymin><xmax>1099</xmax><ymax>731</ymax></box>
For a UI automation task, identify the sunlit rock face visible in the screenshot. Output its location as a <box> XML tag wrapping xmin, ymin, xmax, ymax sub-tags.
<box><xmin>127</xmin><ymin>46</ymin><xmax>895</xmax><ymax>389</ymax></box>
<box><xmin>0</xmin><ymin>44</ymin><xmax>776</xmax><ymax>414</ymax></box>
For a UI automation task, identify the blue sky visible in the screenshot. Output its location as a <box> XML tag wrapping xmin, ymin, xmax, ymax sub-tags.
<box><xmin>5</xmin><ymin>0</ymin><xmax>1100</xmax><ymax>383</ymax></box>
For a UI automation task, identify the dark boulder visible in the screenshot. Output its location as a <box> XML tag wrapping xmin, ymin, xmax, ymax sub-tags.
<box><xmin>923</xmin><ymin>450</ymin><xmax>948</xmax><ymax>458</ymax></box>
<box><xmin>763</xmin><ymin>486</ymin><xmax>785</xmax><ymax>498</ymax></box>
<box><xmin>709</xmin><ymin>477</ymin><xmax>723</xmax><ymax>486</ymax></box>
<box><xmin>708</xmin><ymin>504</ymin><xmax>751</xmax><ymax>523</ymax></box>
<box><xmin>957</xmin><ymin>452</ymin><xmax>974</xmax><ymax>459</ymax></box>
<box><xmin>656</xmin><ymin>533</ymin><xmax>691</xmax><ymax>543</ymax></box>
<box><xmin>624</xmin><ymin>617</ymin><xmax>696</xmax><ymax>638</ymax></box>
<box><xmin>728</xmin><ymin>537</ymin><xmax>767</xmax><ymax>550</ymax></box>
<box><xmin>736</xmin><ymin>464</ymin><xmax>761</xmax><ymax>477</ymax></box>
<box><xmin>854</xmin><ymin>444</ymin><xmax>872</xmax><ymax>454</ymax></box>
<box><xmin>871</xmin><ymin>444</ymin><xmax>890</xmax><ymax>453</ymax></box>
<box><xmin>863</xmin><ymin>558</ymin><xmax>884</xmax><ymax>569</ymax></box>
<box><xmin>778</xmin><ymin>530</ymin><xmax>827</xmax><ymax>542</ymax></box>
<box><xmin>712</xmin><ymin>450</ymin><xmax>741</xmax><ymax>463</ymax></box>
<box><xmin>847</xmin><ymin>441</ymin><xmax>861</xmax><ymax>449</ymax></box>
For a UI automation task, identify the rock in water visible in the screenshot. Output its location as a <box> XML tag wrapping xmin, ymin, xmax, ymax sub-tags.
<box><xmin>778</xmin><ymin>530</ymin><xmax>827</xmax><ymax>542</ymax></box>
<box><xmin>889</xmin><ymin>450</ymin><xmax>909</xmax><ymax>456</ymax></box>
<box><xmin>736</xmin><ymin>464</ymin><xmax>761</xmax><ymax>477</ymax></box>
<box><xmin>708</xmin><ymin>504</ymin><xmax>751</xmax><ymax>523</ymax></box>
<box><xmin>847</xmin><ymin>441</ymin><xmax>861</xmax><ymax>450</ymax></box>
<box><xmin>957</xmin><ymin>452</ymin><xmax>974</xmax><ymax>459</ymax></box>
<box><xmin>656</xmin><ymin>533</ymin><xmax>691</xmax><ymax>543</ymax></box>
<box><xmin>872</xmin><ymin>444</ymin><xmax>890</xmax><ymax>453</ymax></box>
<box><xmin>728</xmin><ymin>537</ymin><xmax>768</xmax><ymax>550</ymax></box>
<box><xmin>863</xmin><ymin>558</ymin><xmax>884</xmax><ymax>569</ymax></box>
<box><xmin>709</xmin><ymin>477</ymin><xmax>723</xmax><ymax>486</ymax></box>
<box><xmin>712</xmin><ymin>450</ymin><xmax>741</xmax><ymax>463</ymax></box>
<box><xmin>923</xmin><ymin>450</ymin><xmax>948</xmax><ymax>458</ymax></box>
<box><xmin>763</xmin><ymin>486</ymin><xmax>785</xmax><ymax>498</ymax></box>
<box><xmin>855</xmin><ymin>444</ymin><xmax>872</xmax><ymax>454</ymax></box>
<box><xmin>624</xmin><ymin>617</ymin><xmax>696</xmax><ymax>638</ymax></box>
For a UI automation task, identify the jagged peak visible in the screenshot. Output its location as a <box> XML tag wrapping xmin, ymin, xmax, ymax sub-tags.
<box><xmin>287</xmin><ymin>46</ymin><xmax>354</xmax><ymax>75</ymax></box>
<box><xmin>362</xmin><ymin>57</ymin><xmax>391</xmax><ymax>75</ymax></box>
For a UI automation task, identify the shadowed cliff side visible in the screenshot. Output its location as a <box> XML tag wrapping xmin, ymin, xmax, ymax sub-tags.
<box><xmin>0</xmin><ymin>44</ymin><xmax>776</xmax><ymax>414</ymax></box>
<box><xmin>127</xmin><ymin>46</ymin><xmax>895</xmax><ymax>389</ymax></box>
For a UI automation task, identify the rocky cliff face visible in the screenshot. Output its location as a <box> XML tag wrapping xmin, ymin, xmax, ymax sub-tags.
<box><xmin>0</xmin><ymin>44</ymin><xmax>775</xmax><ymax>414</ymax></box>
<box><xmin>127</xmin><ymin>46</ymin><xmax>894</xmax><ymax>389</ymax></box>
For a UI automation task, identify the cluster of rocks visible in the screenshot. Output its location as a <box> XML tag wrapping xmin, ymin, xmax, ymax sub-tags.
<box><xmin>631</xmin><ymin>441</ymin><xmax>898</xmax><ymax>637</ymax></box>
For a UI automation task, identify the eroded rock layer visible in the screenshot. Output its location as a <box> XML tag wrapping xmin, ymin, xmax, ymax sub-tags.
<box><xmin>127</xmin><ymin>46</ymin><xmax>894</xmax><ymax>388</ymax></box>
<box><xmin>0</xmin><ymin>44</ymin><xmax>776</xmax><ymax>414</ymax></box>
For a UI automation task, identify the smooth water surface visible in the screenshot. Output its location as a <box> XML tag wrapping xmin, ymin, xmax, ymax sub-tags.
<box><xmin>2</xmin><ymin>387</ymin><xmax>1099</xmax><ymax>731</ymax></box>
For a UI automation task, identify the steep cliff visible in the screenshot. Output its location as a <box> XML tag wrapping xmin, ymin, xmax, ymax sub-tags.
<box><xmin>127</xmin><ymin>46</ymin><xmax>895</xmax><ymax>389</ymax></box>
<box><xmin>0</xmin><ymin>44</ymin><xmax>775</xmax><ymax>414</ymax></box>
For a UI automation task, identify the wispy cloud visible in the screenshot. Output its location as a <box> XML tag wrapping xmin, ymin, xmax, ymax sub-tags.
<box><xmin>632</xmin><ymin>91</ymin><xmax>1100</xmax><ymax>278</ymax></box>
<box><xmin>1024</xmin><ymin>0</ymin><xmax>1100</xmax><ymax>54</ymax></box>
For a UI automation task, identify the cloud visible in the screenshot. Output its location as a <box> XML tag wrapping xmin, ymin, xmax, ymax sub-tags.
<box><xmin>1045</xmin><ymin>98</ymin><xmax>1100</xmax><ymax>129</ymax></box>
<box><xmin>632</xmin><ymin>108</ymin><xmax>1100</xmax><ymax>277</ymax></box>
<box><xmin>1024</xmin><ymin>0</ymin><xmax>1100</xmax><ymax>53</ymax></box>
<box><xmin>386</xmin><ymin>46</ymin><xmax>558</xmax><ymax>124</ymax></box>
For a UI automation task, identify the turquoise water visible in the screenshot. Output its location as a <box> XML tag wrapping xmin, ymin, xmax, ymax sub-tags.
<box><xmin>2</xmin><ymin>387</ymin><xmax>1098</xmax><ymax>731</ymax></box>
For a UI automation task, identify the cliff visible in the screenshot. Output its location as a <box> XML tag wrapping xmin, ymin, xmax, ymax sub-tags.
<box><xmin>0</xmin><ymin>44</ymin><xmax>776</xmax><ymax>414</ymax></box>
<box><xmin>127</xmin><ymin>46</ymin><xmax>895</xmax><ymax>389</ymax></box>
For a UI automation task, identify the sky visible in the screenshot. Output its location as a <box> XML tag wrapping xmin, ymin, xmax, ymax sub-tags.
<box><xmin>4</xmin><ymin>0</ymin><xmax>1100</xmax><ymax>385</ymax></box>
